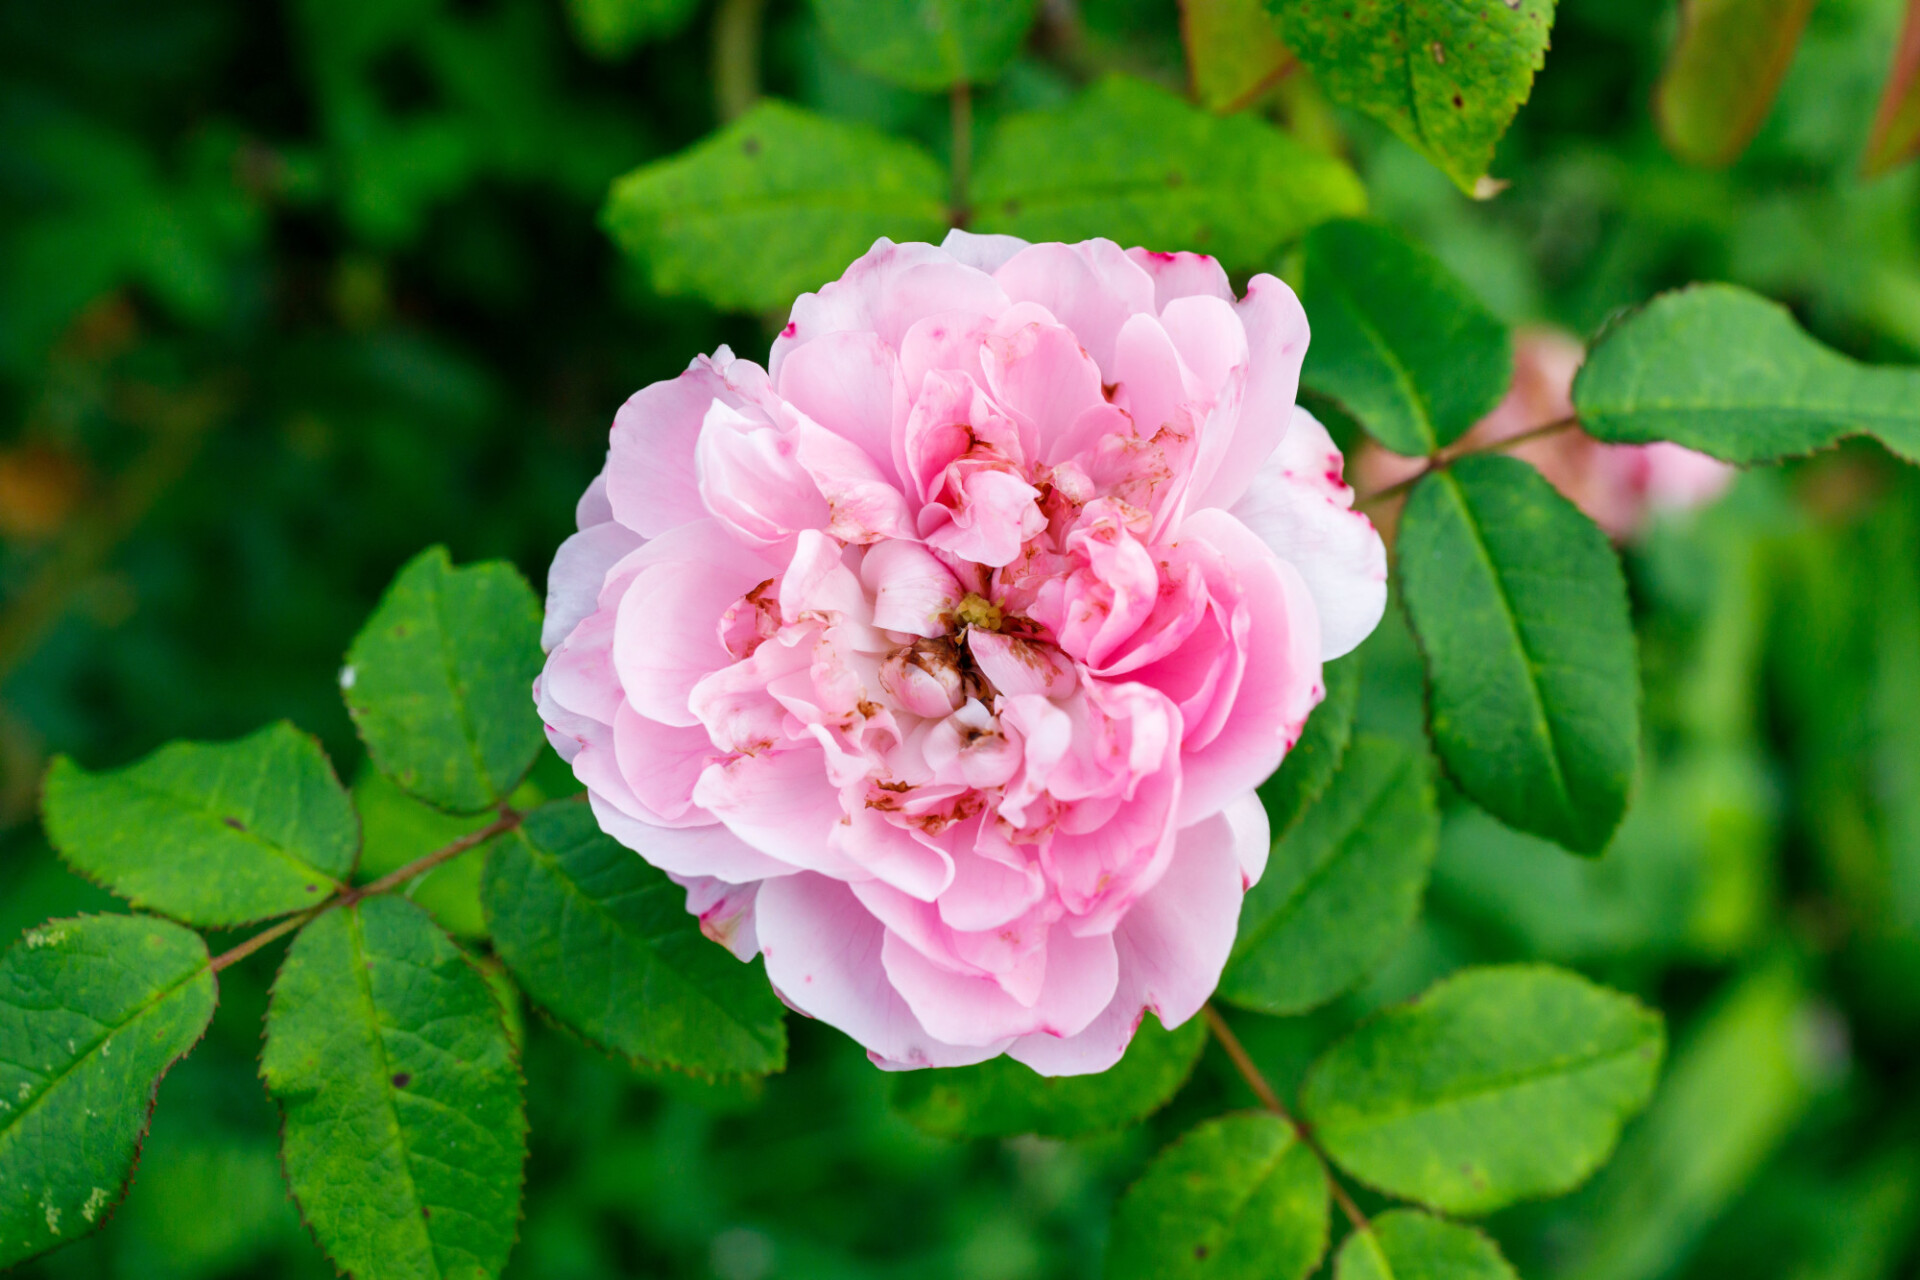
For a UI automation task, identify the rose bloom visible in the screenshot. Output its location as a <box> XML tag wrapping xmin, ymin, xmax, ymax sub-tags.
<box><xmin>1360</xmin><ymin>329</ymin><xmax>1733</xmax><ymax>540</ymax></box>
<box><xmin>536</xmin><ymin>232</ymin><xmax>1386</xmax><ymax>1074</ymax></box>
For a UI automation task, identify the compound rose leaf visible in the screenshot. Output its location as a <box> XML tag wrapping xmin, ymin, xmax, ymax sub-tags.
<box><xmin>811</xmin><ymin>0</ymin><xmax>1041</xmax><ymax>91</ymax></box>
<box><xmin>1107</xmin><ymin>1112</ymin><xmax>1330</xmax><ymax>1280</ymax></box>
<box><xmin>1221</xmin><ymin>734</ymin><xmax>1439</xmax><ymax>1016</ymax></box>
<box><xmin>1336</xmin><ymin>1209</ymin><xmax>1519</xmax><ymax>1280</ymax></box>
<box><xmin>0</xmin><ymin>915</ymin><xmax>217</xmax><ymax>1270</ymax></box>
<box><xmin>604</xmin><ymin>101</ymin><xmax>950</xmax><ymax>313</ymax></box>
<box><xmin>43</xmin><ymin>722</ymin><xmax>356</xmax><ymax>928</ymax></box>
<box><xmin>481</xmin><ymin>800</ymin><xmax>787</xmax><ymax>1077</ymax></box>
<box><xmin>1299</xmin><ymin>218</ymin><xmax>1511</xmax><ymax>456</ymax></box>
<box><xmin>1270</xmin><ymin>0</ymin><xmax>1557</xmax><ymax>194</ymax></box>
<box><xmin>1301</xmin><ymin>965</ymin><xmax>1664</xmax><ymax>1214</ymax></box>
<box><xmin>344</xmin><ymin>546</ymin><xmax>546</xmax><ymax>815</ymax></box>
<box><xmin>1573</xmin><ymin>283</ymin><xmax>1920</xmax><ymax>466</ymax></box>
<box><xmin>263</xmin><ymin>896</ymin><xmax>527</xmax><ymax>1280</ymax></box>
<box><xmin>1398</xmin><ymin>455</ymin><xmax>1639</xmax><ymax>855</ymax></box>
<box><xmin>973</xmin><ymin>75</ymin><xmax>1365</xmax><ymax>269</ymax></box>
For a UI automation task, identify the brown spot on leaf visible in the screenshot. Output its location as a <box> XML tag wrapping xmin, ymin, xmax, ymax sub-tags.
<box><xmin>742</xmin><ymin>136</ymin><xmax>761</xmax><ymax>156</ymax></box>
<box><xmin>223</xmin><ymin>816</ymin><xmax>245</xmax><ymax>831</ymax></box>
<box><xmin>392</xmin><ymin>1073</ymin><xmax>411</xmax><ymax>1088</ymax></box>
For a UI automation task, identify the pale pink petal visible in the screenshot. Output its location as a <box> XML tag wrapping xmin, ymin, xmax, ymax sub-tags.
<box><xmin>695</xmin><ymin>403</ymin><xmax>829</xmax><ymax>547</ymax></box>
<box><xmin>614</xmin><ymin>701</ymin><xmax>723</xmax><ymax>826</ymax></box>
<box><xmin>607</xmin><ymin>350</ymin><xmax>770</xmax><ymax>537</ymax></box>
<box><xmin>940</xmin><ymin>228</ymin><xmax>1030</xmax><ymax>274</ymax></box>
<box><xmin>771</xmin><ymin>239</ymin><xmax>1008</xmax><ymax>380</ymax></box>
<box><xmin>830</xmin><ymin>805</ymin><xmax>956</xmax><ymax>901</ymax></box>
<box><xmin>790</xmin><ymin>416</ymin><xmax>916</xmax><ymax>543</ymax></box>
<box><xmin>966</xmin><ymin>630</ymin><xmax>1077</xmax><ymax>699</ymax></box>
<box><xmin>883</xmin><ymin>923</ymin><xmax>1118</xmax><ymax>1046</ymax></box>
<box><xmin>981</xmin><ymin>307</ymin><xmax>1109</xmax><ymax>457</ymax></box>
<box><xmin>1006</xmin><ymin>802</ymin><xmax>1245</xmax><ymax>1076</ymax></box>
<box><xmin>1189</xmin><ymin>274</ymin><xmax>1310</xmax><ymax>512</ymax></box>
<box><xmin>542</xmin><ymin>521</ymin><xmax>644</xmax><ymax>652</ymax></box>
<box><xmin>588</xmin><ymin>791</ymin><xmax>794</xmax><ymax>883</ymax></box>
<box><xmin>692</xmin><ymin>746</ymin><xmax>868</xmax><ymax>877</ymax></box>
<box><xmin>757</xmin><ymin>873</ymin><xmax>1012</xmax><ymax>1067</ymax></box>
<box><xmin>1230</xmin><ymin>408</ymin><xmax>1388</xmax><ymax>660</ymax></box>
<box><xmin>1171</xmin><ymin>509</ymin><xmax>1324</xmax><ymax>824</ymax></box>
<box><xmin>675</xmin><ymin>875</ymin><xmax>761</xmax><ymax>960</ymax></box>
<box><xmin>775</xmin><ymin>330</ymin><xmax>909</xmax><ymax>485</ymax></box>
<box><xmin>1126</xmin><ymin>248</ymin><xmax>1235</xmax><ymax>309</ymax></box>
<box><xmin>923</xmin><ymin>468</ymin><xmax>1046</xmax><ymax>568</ymax></box>
<box><xmin>993</xmin><ymin>239</ymin><xmax>1156</xmax><ymax>372</ymax></box>
<box><xmin>899</xmin><ymin>310</ymin><xmax>994</xmax><ymax>403</ymax></box>
<box><xmin>1159</xmin><ymin>295</ymin><xmax>1248</xmax><ymax>404</ymax></box>
<box><xmin>611</xmin><ymin>520</ymin><xmax>781</xmax><ymax>728</ymax></box>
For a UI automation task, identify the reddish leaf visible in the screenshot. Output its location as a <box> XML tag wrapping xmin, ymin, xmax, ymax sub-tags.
<box><xmin>1654</xmin><ymin>0</ymin><xmax>1815</xmax><ymax>168</ymax></box>
<box><xmin>1865</xmin><ymin>0</ymin><xmax>1920</xmax><ymax>177</ymax></box>
<box><xmin>1180</xmin><ymin>0</ymin><xmax>1294</xmax><ymax>114</ymax></box>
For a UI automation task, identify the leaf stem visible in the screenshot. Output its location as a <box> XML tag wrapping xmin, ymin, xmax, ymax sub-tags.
<box><xmin>950</xmin><ymin>82</ymin><xmax>973</xmax><ymax>227</ymax></box>
<box><xmin>1204</xmin><ymin>1004</ymin><xmax>1371</xmax><ymax>1234</ymax></box>
<box><xmin>207</xmin><ymin>805</ymin><xmax>524</xmax><ymax>973</ymax></box>
<box><xmin>712</xmin><ymin>0</ymin><xmax>765</xmax><ymax>123</ymax></box>
<box><xmin>1357</xmin><ymin>413</ymin><xmax>1582</xmax><ymax>507</ymax></box>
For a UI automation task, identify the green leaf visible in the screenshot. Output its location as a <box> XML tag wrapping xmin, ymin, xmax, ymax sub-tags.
<box><xmin>263</xmin><ymin>896</ymin><xmax>526</xmax><ymax>1280</ymax></box>
<box><xmin>1572</xmin><ymin>283</ymin><xmax>1920</xmax><ymax>466</ymax></box>
<box><xmin>1298</xmin><ymin>219</ymin><xmax>1512</xmax><ymax>457</ymax></box>
<box><xmin>810</xmin><ymin>0</ymin><xmax>1040</xmax><ymax>91</ymax></box>
<box><xmin>1336</xmin><ymin>1209</ymin><xmax>1518</xmax><ymax>1280</ymax></box>
<box><xmin>564</xmin><ymin>0</ymin><xmax>701</xmax><ymax>59</ymax></box>
<box><xmin>1653</xmin><ymin>0</ymin><xmax>1815</xmax><ymax>168</ymax></box>
<box><xmin>887</xmin><ymin>1012</ymin><xmax>1207</xmax><ymax>1139</ymax></box>
<box><xmin>481</xmin><ymin>800</ymin><xmax>787</xmax><ymax>1076</ymax></box>
<box><xmin>1257</xmin><ymin>650</ymin><xmax>1362</xmax><ymax>842</ymax></box>
<box><xmin>1560</xmin><ymin>962</ymin><xmax>1823</xmax><ymax>1280</ymax></box>
<box><xmin>353</xmin><ymin>767</ymin><xmax>498</xmax><ymax>939</ymax></box>
<box><xmin>1398</xmin><ymin>455</ymin><xmax>1639</xmax><ymax>854</ymax></box>
<box><xmin>603</xmin><ymin>100</ymin><xmax>950</xmax><ymax>313</ymax></box>
<box><xmin>343</xmin><ymin>546</ymin><xmax>546</xmax><ymax>815</ymax></box>
<box><xmin>971</xmin><ymin>75</ymin><xmax>1365</xmax><ymax>269</ymax></box>
<box><xmin>1269</xmin><ymin>0</ymin><xmax>1558</xmax><ymax>194</ymax></box>
<box><xmin>1864</xmin><ymin>2</ymin><xmax>1920</xmax><ymax>177</ymax></box>
<box><xmin>41</xmin><ymin>722</ymin><xmax>357</xmax><ymax>928</ymax></box>
<box><xmin>1106</xmin><ymin>1112</ymin><xmax>1329</xmax><ymax>1280</ymax></box>
<box><xmin>1182</xmin><ymin>0</ymin><xmax>1295</xmax><ymax>113</ymax></box>
<box><xmin>1221</xmin><ymin>735</ymin><xmax>1439</xmax><ymax>1016</ymax></box>
<box><xmin>0</xmin><ymin>915</ymin><xmax>217</xmax><ymax>1270</ymax></box>
<box><xmin>1300</xmin><ymin>964</ymin><xmax>1665</xmax><ymax>1215</ymax></box>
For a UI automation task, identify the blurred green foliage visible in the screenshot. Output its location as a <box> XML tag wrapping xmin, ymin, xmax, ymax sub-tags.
<box><xmin>2</xmin><ymin>0</ymin><xmax>1918</xmax><ymax>1276</ymax></box>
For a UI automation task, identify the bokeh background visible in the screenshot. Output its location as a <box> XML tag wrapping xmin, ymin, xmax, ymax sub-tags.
<box><xmin>4</xmin><ymin>0</ymin><xmax>1920</xmax><ymax>1277</ymax></box>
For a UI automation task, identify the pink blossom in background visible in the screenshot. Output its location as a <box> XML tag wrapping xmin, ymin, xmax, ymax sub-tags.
<box><xmin>1359</xmin><ymin>329</ymin><xmax>1734</xmax><ymax>538</ymax></box>
<box><xmin>536</xmin><ymin>233</ymin><xmax>1387</xmax><ymax>1074</ymax></box>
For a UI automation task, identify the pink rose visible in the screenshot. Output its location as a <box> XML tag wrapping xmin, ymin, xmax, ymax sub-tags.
<box><xmin>535</xmin><ymin>233</ymin><xmax>1387</xmax><ymax>1074</ymax></box>
<box><xmin>1361</xmin><ymin>330</ymin><xmax>1734</xmax><ymax>539</ymax></box>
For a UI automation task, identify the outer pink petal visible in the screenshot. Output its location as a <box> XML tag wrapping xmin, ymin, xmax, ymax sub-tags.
<box><xmin>790</xmin><ymin>416</ymin><xmax>917</xmax><ymax>544</ymax></box>
<box><xmin>774</xmin><ymin>330</ymin><xmax>909</xmax><ymax>485</ymax></box>
<box><xmin>756</xmin><ymin>872</ymin><xmax>1013</xmax><ymax>1068</ymax></box>
<box><xmin>613</xmin><ymin>700</ymin><xmax>722</xmax><ymax>826</ymax></box>
<box><xmin>612</xmin><ymin>520</ymin><xmax>780</xmax><ymax>728</ymax></box>
<box><xmin>981</xmin><ymin>308</ymin><xmax>1109</xmax><ymax>457</ymax></box>
<box><xmin>674</xmin><ymin>874</ymin><xmax>761</xmax><ymax>960</ymax></box>
<box><xmin>771</xmin><ymin>239</ymin><xmax>1008</xmax><ymax>380</ymax></box>
<box><xmin>882</xmin><ymin>923</ymin><xmax>1118</xmax><ymax>1047</ymax></box>
<box><xmin>1171</xmin><ymin>509</ymin><xmax>1324</xmax><ymax>825</ymax></box>
<box><xmin>695</xmin><ymin>404</ymin><xmax>829</xmax><ymax>546</ymax></box>
<box><xmin>940</xmin><ymin>228</ymin><xmax>1030</xmax><ymax>274</ymax></box>
<box><xmin>1189</xmin><ymin>274</ymin><xmax>1310</xmax><ymax>512</ymax></box>
<box><xmin>992</xmin><ymin>239</ymin><xmax>1156</xmax><ymax>373</ymax></box>
<box><xmin>542</xmin><ymin>520</ymin><xmax>644</xmax><ymax>651</ymax></box>
<box><xmin>607</xmin><ymin>349</ymin><xmax>770</xmax><ymax>538</ymax></box>
<box><xmin>1126</xmin><ymin>248</ymin><xmax>1234</xmax><ymax>309</ymax></box>
<box><xmin>587</xmin><ymin>791</ymin><xmax>793</xmax><ymax>883</ymax></box>
<box><xmin>1005</xmin><ymin>801</ymin><xmax>1248</xmax><ymax>1075</ymax></box>
<box><xmin>1230</xmin><ymin>408</ymin><xmax>1388</xmax><ymax>660</ymax></box>
<box><xmin>691</xmin><ymin>746</ymin><xmax>867</xmax><ymax>877</ymax></box>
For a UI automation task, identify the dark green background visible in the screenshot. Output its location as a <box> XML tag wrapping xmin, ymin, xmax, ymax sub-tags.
<box><xmin>3</xmin><ymin>0</ymin><xmax>1918</xmax><ymax>1276</ymax></box>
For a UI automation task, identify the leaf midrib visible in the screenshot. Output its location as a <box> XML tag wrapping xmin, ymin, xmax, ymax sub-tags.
<box><xmin>1314</xmin><ymin>1034</ymin><xmax>1655</xmax><ymax>1137</ymax></box>
<box><xmin>78</xmin><ymin>768</ymin><xmax>347</xmax><ymax>895</ymax></box>
<box><xmin>1437</xmin><ymin>470</ymin><xmax>1575</xmax><ymax>819</ymax></box>
<box><xmin>0</xmin><ymin>955</ymin><xmax>208</xmax><ymax>1154</ymax></box>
